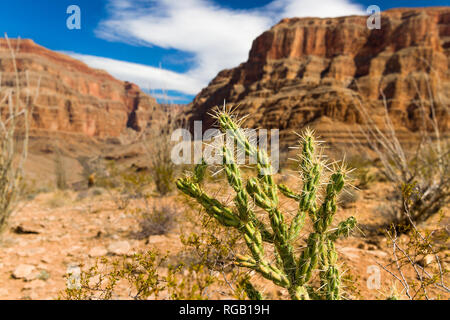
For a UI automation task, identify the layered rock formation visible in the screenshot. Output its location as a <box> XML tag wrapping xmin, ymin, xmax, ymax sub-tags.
<box><xmin>188</xmin><ymin>7</ymin><xmax>450</xmax><ymax>147</ymax></box>
<box><xmin>0</xmin><ymin>39</ymin><xmax>162</xmax><ymax>138</ymax></box>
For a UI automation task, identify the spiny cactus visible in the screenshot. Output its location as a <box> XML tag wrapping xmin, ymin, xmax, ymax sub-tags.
<box><xmin>176</xmin><ymin>109</ymin><xmax>357</xmax><ymax>300</ymax></box>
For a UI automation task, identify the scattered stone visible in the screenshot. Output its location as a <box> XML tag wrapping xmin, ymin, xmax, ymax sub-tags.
<box><xmin>147</xmin><ymin>235</ymin><xmax>168</xmax><ymax>245</ymax></box>
<box><xmin>418</xmin><ymin>255</ymin><xmax>434</xmax><ymax>267</ymax></box>
<box><xmin>89</xmin><ymin>246</ymin><xmax>108</xmax><ymax>258</ymax></box>
<box><xmin>339</xmin><ymin>247</ymin><xmax>361</xmax><ymax>261</ymax></box>
<box><xmin>367</xmin><ymin>250</ymin><xmax>388</xmax><ymax>258</ymax></box>
<box><xmin>66</xmin><ymin>246</ymin><xmax>81</xmax><ymax>257</ymax></box>
<box><xmin>107</xmin><ymin>241</ymin><xmax>131</xmax><ymax>255</ymax></box>
<box><xmin>95</xmin><ymin>230</ymin><xmax>104</xmax><ymax>239</ymax></box>
<box><xmin>17</xmin><ymin>247</ymin><xmax>45</xmax><ymax>257</ymax></box>
<box><xmin>40</xmin><ymin>256</ymin><xmax>52</xmax><ymax>264</ymax></box>
<box><xmin>12</xmin><ymin>223</ymin><xmax>41</xmax><ymax>235</ymax></box>
<box><xmin>12</xmin><ymin>264</ymin><xmax>36</xmax><ymax>280</ymax></box>
<box><xmin>23</xmin><ymin>280</ymin><xmax>46</xmax><ymax>290</ymax></box>
<box><xmin>357</xmin><ymin>243</ymin><xmax>368</xmax><ymax>250</ymax></box>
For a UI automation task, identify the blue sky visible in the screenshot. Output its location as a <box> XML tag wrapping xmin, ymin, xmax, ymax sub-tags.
<box><xmin>1</xmin><ymin>0</ymin><xmax>448</xmax><ymax>103</ymax></box>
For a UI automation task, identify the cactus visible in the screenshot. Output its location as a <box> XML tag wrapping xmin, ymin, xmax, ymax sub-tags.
<box><xmin>176</xmin><ymin>109</ymin><xmax>356</xmax><ymax>300</ymax></box>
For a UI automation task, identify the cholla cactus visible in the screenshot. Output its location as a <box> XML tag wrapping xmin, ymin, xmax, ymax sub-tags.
<box><xmin>176</xmin><ymin>109</ymin><xmax>356</xmax><ymax>300</ymax></box>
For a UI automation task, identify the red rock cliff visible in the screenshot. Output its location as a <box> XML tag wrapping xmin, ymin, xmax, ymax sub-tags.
<box><xmin>188</xmin><ymin>7</ymin><xmax>450</xmax><ymax>146</ymax></box>
<box><xmin>0</xmin><ymin>39</ymin><xmax>162</xmax><ymax>138</ymax></box>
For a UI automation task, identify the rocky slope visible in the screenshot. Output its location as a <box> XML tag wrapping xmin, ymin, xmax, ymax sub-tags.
<box><xmin>187</xmin><ymin>7</ymin><xmax>450</xmax><ymax>148</ymax></box>
<box><xmin>0</xmin><ymin>39</ymin><xmax>162</xmax><ymax>138</ymax></box>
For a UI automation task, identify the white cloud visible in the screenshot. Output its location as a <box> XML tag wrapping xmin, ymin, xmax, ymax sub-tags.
<box><xmin>75</xmin><ymin>0</ymin><xmax>365</xmax><ymax>97</ymax></box>
<box><xmin>267</xmin><ymin>0</ymin><xmax>364</xmax><ymax>19</ymax></box>
<box><xmin>66</xmin><ymin>52</ymin><xmax>203</xmax><ymax>95</ymax></box>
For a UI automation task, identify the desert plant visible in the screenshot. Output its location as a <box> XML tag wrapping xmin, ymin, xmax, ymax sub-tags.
<box><xmin>176</xmin><ymin>109</ymin><xmax>357</xmax><ymax>300</ymax></box>
<box><xmin>340</xmin><ymin>188</ymin><xmax>360</xmax><ymax>209</ymax></box>
<box><xmin>377</xmin><ymin>186</ymin><xmax>449</xmax><ymax>300</ymax></box>
<box><xmin>132</xmin><ymin>203</ymin><xmax>178</xmax><ymax>239</ymax></box>
<box><xmin>54</xmin><ymin>144</ymin><xmax>68</xmax><ymax>190</ymax></box>
<box><xmin>61</xmin><ymin>251</ymin><xmax>216</xmax><ymax>300</ymax></box>
<box><xmin>142</xmin><ymin>108</ymin><xmax>179</xmax><ymax>196</ymax></box>
<box><xmin>92</xmin><ymin>160</ymin><xmax>151</xmax><ymax>210</ymax></box>
<box><xmin>0</xmin><ymin>35</ymin><xmax>39</xmax><ymax>233</ymax></box>
<box><xmin>355</xmin><ymin>73</ymin><xmax>449</xmax><ymax>226</ymax></box>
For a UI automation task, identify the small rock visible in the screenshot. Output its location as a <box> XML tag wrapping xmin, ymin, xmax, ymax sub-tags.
<box><xmin>12</xmin><ymin>264</ymin><xmax>36</xmax><ymax>280</ymax></box>
<box><xmin>17</xmin><ymin>247</ymin><xmax>45</xmax><ymax>257</ymax></box>
<box><xmin>147</xmin><ymin>235</ymin><xmax>168</xmax><ymax>244</ymax></box>
<box><xmin>40</xmin><ymin>256</ymin><xmax>52</xmax><ymax>264</ymax></box>
<box><xmin>367</xmin><ymin>250</ymin><xmax>388</xmax><ymax>258</ymax></box>
<box><xmin>23</xmin><ymin>280</ymin><xmax>46</xmax><ymax>290</ymax></box>
<box><xmin>338</xmin><ymin>247</ymin><xmax>361</xmax><ymax>261</ymax></box>
<box><xmin>418</xmin><ymin>255</ymin><xmax>434</xmax><ymax>267</ymax></box>
<box><xmin>89</xmin><ymin>246</ymin><xmax>108</xmax><ymax>257</ymax></box>
<box><xmin>107</xmin><ymin>241</ymin><xmax>131</xmax><ymax>255</ymax></box>
<box><xmin>12</xmin><ymin>223</ymin><xmax>41</xmax><ymax>235</ymax></box>
<box><xmin>357</xmin><ymin>243</ymin><xmax>368</xmax><ymax>250</ymax></box>
<box><xmin>66</xmin><ymin>246</ymin><xmax>81</xmax><ymax>257</ymax></box>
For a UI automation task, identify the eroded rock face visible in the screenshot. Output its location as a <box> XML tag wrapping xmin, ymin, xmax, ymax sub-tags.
<box><xmin>0</xmin><ymin>39</ymin><xmax>162</xmax><ymax>137</ymax></box>
<box><xmin>188</xmin><ymin>8</ymin><xmax>450</xmax><ymax>147</ymax></box>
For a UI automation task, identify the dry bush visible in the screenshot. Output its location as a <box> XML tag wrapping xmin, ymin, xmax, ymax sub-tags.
<box><xmin>131</xmin><ymin>202</ymin><xmax>178</xmax><ymax>239</ymax></box>
<box><xmin>142</xmin><ymin>108</ymin><xmax>180</xmax><ymax>196</ymax></box>
<box><xmin>377</xmin><ymin>188</ymin><xmax>449</xmax><ymax>300</ymax></box>
<box><xmin>61</xmin><ymin>251</ymin><xmax>216</xmax><ymax>300</ymax></box>
<box><xmin>340</xmin><ymin>188</ymin><xmax>360</xmax><ymax>209</ymax></box>
<box><xmin>0</xmin><ymin>36</ymin><xmax>39</xmax><ymax>233</ymax></box>
<box><xmin>54</xmin><ymin>144</ymin><xmax>68</xmax><ymax>190</ymax></box>
<box><xmin>354</xmin><ymin>74</ymin><xmax>449</xmax><ymax>226</ymax></box>
<box><xmin>79</xmin><ymin>158</ymin><xmax>151</xmax><ymax>210</ymax></box>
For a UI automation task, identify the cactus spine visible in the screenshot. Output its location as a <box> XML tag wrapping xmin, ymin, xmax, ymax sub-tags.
<box><xmin>176</xmin><ymin>110</ymin><xmax>356</xmax><ymax>300</ymax></box>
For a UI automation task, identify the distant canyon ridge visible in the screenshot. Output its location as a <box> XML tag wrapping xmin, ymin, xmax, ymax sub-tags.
<box><xmin>186</xmin><ymin>7</ymin><xmax>449</xmax><ymax>148</ymax></box>
<box><xmin>0</xmin><ymin>39</ymin><xmax>164</xmax><ymax>138</ymax></box>
<box><xmin>1</xmin><ymin>7</ymin><xmax>449</xmax><ymax>149</ymax></box>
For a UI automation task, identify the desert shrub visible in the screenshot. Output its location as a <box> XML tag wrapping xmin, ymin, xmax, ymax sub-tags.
<box><xmin>180</xmin><ymin>220</ymin><xmax>242</xmax><ymax>273</ymax></box>
<box><xmin>132</xmin><ymin>203</ymin><xmax>178</xmax><ymax>239</ymax></box>
<box><xmin>54</xmin><ymin>145</ymin><xmax>67</xmax><ymax>190</ymax></box>
<box><xmin>345</xmin><ymin>156</ymin><xmax>376</xmax><ymax>190</ymax></box>
<box><xmin>45</xmin><ymin>190</ymin><xmax>72</xmax><ymax>208</ymax></box>
<box><xmin>176</xmin><ymin>110</ymin><xmax>357</xmax><ymax>300</ymax></box>
<box><xmin>93</xmin><ymin>160</ymin><xmax>151</xmax><ymax>210</ymax></box>
<box><xmin>0</xmin><ymin>36</ymin><xmax>38</xmax><ymax>234</ymax></box>
<box><xmin>142</xmin><ymin>109</ymin><xmax>179</xmax><ymax>196</ymax></box>
<box><xmin>61</xmin><ymin>251</ymin><xmax>216</xmax><ymax>300</ymax></box>
<box><xmin>377</xmin><ymin>187</ymin><xmax>449</xmax><ymax>300</ymax></box>
<box><xmin>340</xmin><ymin>188</ymin><xmax>360</xmax><ymax>209</ymax></box>
<box><xmin>77</xmin><ymin>156</ymin><xmax>106</xmax><ymax>188</ymax></box>
<box><xmin>357</xmin><ymin>80</ymin><xmax>449</xmax><ymax>226</ymax></box>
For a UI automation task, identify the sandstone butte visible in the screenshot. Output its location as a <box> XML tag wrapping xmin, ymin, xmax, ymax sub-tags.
<box><xmin>0</xmin><ymin>38</ymin><xmax>163</xmax><ymax>138</ymax></box>
<box><xmin>186</xmin><ymin>7</ymin><xmax>450</xmax><ymax>149</ymax></box>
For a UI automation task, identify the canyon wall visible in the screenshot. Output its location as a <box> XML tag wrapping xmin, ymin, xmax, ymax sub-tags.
<box><xmin>0</xmin><ymin>39</ymin><xmax>163</xmax><ymax>138</ymax></box>
<box><xmin>187</xmin><ymin>7</ymin><xmax>450</xmax><ymax>147</ymax></box>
